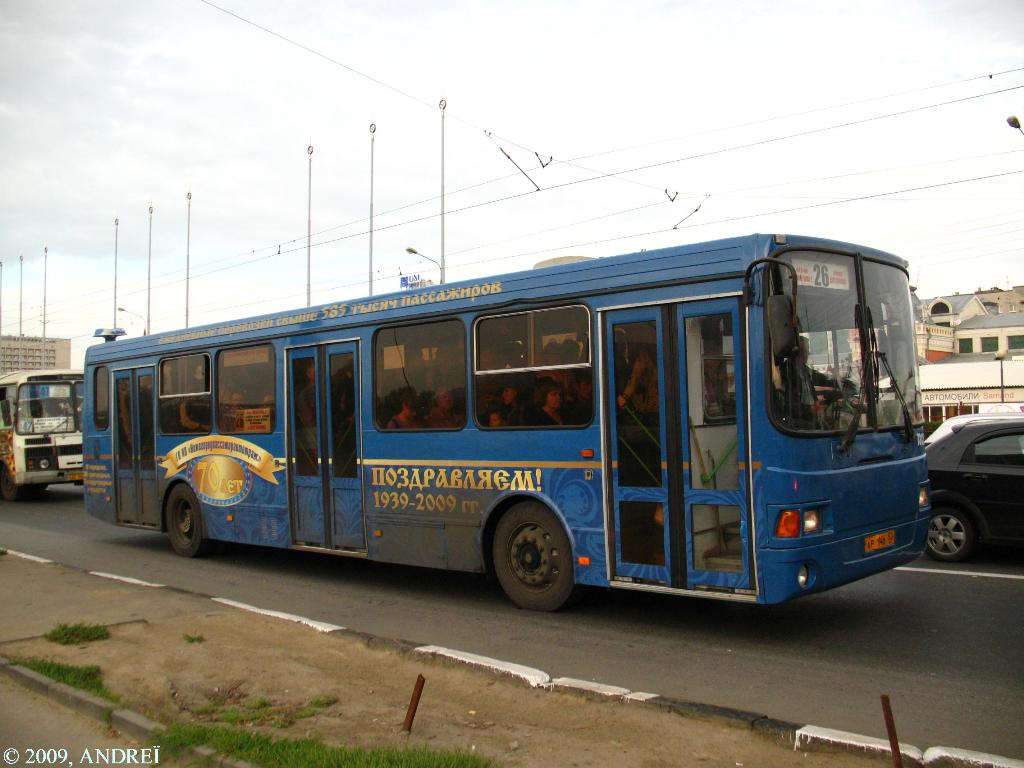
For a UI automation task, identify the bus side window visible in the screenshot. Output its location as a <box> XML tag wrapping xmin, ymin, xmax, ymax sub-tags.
<box><xmin>217</xmin><ymin>345</ymin><xmax>275</xmax><ymax>433</ymax></box>
<box><xmin>93</xmin><ymin>367</ymin><xmax>110</xmax><ymax>431</ymax></box>
<box><xmin>374</xmin><ymin>320</ymin><xmax>466</xmax><ymax>431</ymax></box>
<box><xmin>475</xmin><ymin>305</ymin><xmax>592</xmax><ymax>429</ymax></box>
<box><xmin>159</xmin><ymin>355</ymin><xmax>211</xmax><ymax>434</ymax></box>
<box><xmin>0</xmin><ymin>388</ymin><xmax>10</xmax><ymax>427</ymax></box>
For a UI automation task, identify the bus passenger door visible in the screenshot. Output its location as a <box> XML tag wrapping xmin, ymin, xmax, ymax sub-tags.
<box><xmin>676</xmin><ymin>301</ymin><xmax>752</xmax><ymax>592</ymax></box>
<box><xmin>604</xmin><ymin>308</ymin><xmax>675</xmax><ymax>586</ymax></box>
<box><xmin>324</xmin><ymin>343</ymin><xmax>365</xmax><ymax>551</ymax></box>
<box><xmin>113</xmin><ymin>368</ymin><xmax>159</xmax><ymax>527</ymax></box>
<box><xmin>287</xmin><ymin>348</ymin><xmax>326</xmax><ymax>546</ymax></box>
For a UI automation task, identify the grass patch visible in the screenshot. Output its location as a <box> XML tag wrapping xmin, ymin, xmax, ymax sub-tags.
<box><xmin>198</xmin><ymin>693</ymin><xmax>338</xmax><ymax>728</ymax></box>
<box><xmin>45</xmin><ymin>622</ymin><xmax>110</xmax><ymax>645</ymax></box>
<box><xmin>9</xmin><ymin>656</ymin><xmax>118</xmax><ymax>702</ymax></box>
<box><xmin>159</xmin><ymin>723</ymin><xmax>497</xmax><ymax>768</ymax></box>
<box><xmin>0</xmin><ymin>548</ymin><xmax>7</xmax><ymax>555</ymax></box>
<box><xmin>182</xmin><ymin>633</ymin><xmax>205</xmax><ymax>644</ymax></box>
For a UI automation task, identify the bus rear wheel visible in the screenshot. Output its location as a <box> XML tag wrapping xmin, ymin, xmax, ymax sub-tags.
<box><xmin>493</xmin><ymin>502</ymin><xmax>578</xmax><ymax>611</ymax></box>
<box><xmin>165</xmin><ymin>484</ymin><xmax>215</xmax><ymax>557</ymax></box>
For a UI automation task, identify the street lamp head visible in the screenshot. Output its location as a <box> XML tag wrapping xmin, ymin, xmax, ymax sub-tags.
<box><xmin>1008</xmin><ymin>115</ymin><xmax>1021</xmax><ymax>130</ymax></box>
<box><xmin>405</xmin><ymin>247</ymin><xmax>419</xmax><ymax>256</ymax></box>
<box><xmin>994</xmin><ymin>350</ymin><xmax>1007</xmax><ymax>361</ymax></box>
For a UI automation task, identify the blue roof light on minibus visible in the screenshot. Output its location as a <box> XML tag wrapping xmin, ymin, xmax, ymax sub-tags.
<box><xmin>93</xmin><ymin>328</ymin><xmax>126</xmax><ymax>342</ymax></box>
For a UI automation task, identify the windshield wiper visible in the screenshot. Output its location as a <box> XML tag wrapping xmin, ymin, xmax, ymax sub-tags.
<box><xmin>876</xmin><ymin>348</ymin><xmax>914</xmax><ymax>443</ymax></box>
<box><xmin>862</xmin><ymin>306</ymin><xmax>914</xmax><ymax>444</ymax></box>
<box><xmin>841</xmin><ymin>305</ymin><xmax>868</xmax><ymax>452</ymax></box>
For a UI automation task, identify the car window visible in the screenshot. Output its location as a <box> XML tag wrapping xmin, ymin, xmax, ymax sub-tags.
<box><xmin>970</xmin><ymin>432</ymin><xmax>1024</xmax><ymax>467</ymax></box>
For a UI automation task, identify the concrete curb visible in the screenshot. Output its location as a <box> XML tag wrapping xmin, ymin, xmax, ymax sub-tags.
<box><xmin>4</xmin><ymin>552</ymin><xmax>1022</xmax><ymax>767</ymax></box>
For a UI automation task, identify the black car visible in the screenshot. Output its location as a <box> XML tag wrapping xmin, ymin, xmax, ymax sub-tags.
<box><xmin>925</xmin><ymin>416</ymin><xmax>1024</xmax><ymax>561</ymax></box>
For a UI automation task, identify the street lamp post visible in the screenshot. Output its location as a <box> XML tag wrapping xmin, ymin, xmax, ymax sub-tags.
<box><xmin>113</xmin><ymin>218</ymin><xmax>119</xmax><ymax>328</ymax></box>
<box><xmin>147</xmin><ymin>205</ymin><xmax>153</xmax><ymax>339</ymax></box>
<box><xmin>118</xmin><ymin>306</ymin><xmax>147</xmax><ymax>336</ymax></box>
<box><xmin>185</xmin><ymin>192</ymin><xmax>192</xmax><ymax>328</ymax></box>
<box><xmin>405</xmin><ymin>247</ymin><xmax>444</xmax><ymax>285</ymax></box>
<box><xmin>307</xmin><ymin>144</ymin><xmax>313</xmax><ymax>308</ymax></box>
<box><xmin>42</xmin><ymin>245</ymin><xmax>47</xmax><ymax>342</ymax></box>
<box><xmin>995</xmin><ymin>350</ymin><xmax>1006</xmax><ymax>403</ymax></box>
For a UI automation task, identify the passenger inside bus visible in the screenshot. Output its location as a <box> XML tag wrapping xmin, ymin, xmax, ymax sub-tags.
<box><xmin>531</xmin><ymin>380</ymin><xmax>565</xmax><ymax>426</ymax></box>
<box><xmin>386</xmin><ymin>387</ymin><xmax>422</xmax><ymax>429</ymax></box>
<box><xmin>426</xmin><ymin>388</ymin><xmax>462</xmax><ymax>428</ymax></box>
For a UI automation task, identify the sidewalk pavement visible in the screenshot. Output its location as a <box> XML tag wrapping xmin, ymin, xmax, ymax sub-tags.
<box><xmin>1</xmin><ymin>550</ymin><xmax>1020</xmax><ymax>768</ymax></box>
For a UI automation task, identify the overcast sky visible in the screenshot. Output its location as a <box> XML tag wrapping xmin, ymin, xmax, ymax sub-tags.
<box><xmin>1</xmin><ymin>0</ymin><xmax>1022</xmax><ymax>365</ymax></box>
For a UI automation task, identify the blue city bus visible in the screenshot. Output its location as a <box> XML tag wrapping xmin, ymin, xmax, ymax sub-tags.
<box><xmin>82</xmin><ymin>233</ymin><xmax>930</xmax><ymax>610</ymax></box>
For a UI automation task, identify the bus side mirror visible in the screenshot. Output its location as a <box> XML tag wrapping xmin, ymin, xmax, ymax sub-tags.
<box><xmin>767</xmin><ymin>294</ymin><xmax>798</xmax><ymax>363</ymax></box>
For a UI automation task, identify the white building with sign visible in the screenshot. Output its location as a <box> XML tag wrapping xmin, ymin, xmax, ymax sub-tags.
<box><xmin>919</xmin><ymin>357</ymin><xmax>1024</xmax><ymax>422</ymax></box>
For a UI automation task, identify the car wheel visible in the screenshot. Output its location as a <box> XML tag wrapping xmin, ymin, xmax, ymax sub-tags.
<box><xmin>493</xmin><ymin>502</ymin><xmax>579</xmax><ymax>611</ymax></box>
<box><xmin>926</xmin><ymin>506</ymin><xmax>977</xmax><ymax>562</ymax></box>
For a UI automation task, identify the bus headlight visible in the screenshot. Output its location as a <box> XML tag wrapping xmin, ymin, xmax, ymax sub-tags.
<box><xmin>39</xmin><ymin>458</ymin><xmax>51</xmax><ymax>470</ymax></box>
<box><xmin>803</xmin><ymin>510</ymin><xmax>820</xmax><ymax>534</ymax></box>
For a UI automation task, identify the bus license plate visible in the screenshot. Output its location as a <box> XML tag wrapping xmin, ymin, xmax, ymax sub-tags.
<box><xmin>864</xmin><ymin>529</ymin><xmax>895</xmax><ymax>553</ymax></box>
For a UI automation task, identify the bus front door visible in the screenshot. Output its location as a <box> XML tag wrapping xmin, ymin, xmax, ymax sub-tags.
<box><xmin>113</xmin><ymin>368</ymin><xmax>159</xmax><ymax>527</ymax></box>
<box><xmin>605</xmin><ymin>301</ymin><xmax>753</xmax><ymax>594</ymax></box>
<box><xmin>676</xmin><ymin>300</ymin><xmax>752</xmax><ymax>592</ymax></box>
<box><xmin>286</xmin><ymin>344</ymin><xmax>365</xmax><ymax>551</ymax></box>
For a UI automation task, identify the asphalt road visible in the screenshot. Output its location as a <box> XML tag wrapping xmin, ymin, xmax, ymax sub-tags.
<box><xmin>2</xmin><ymin>486</ymin><xmax>1022</xmax><ymax>758</ymax></box>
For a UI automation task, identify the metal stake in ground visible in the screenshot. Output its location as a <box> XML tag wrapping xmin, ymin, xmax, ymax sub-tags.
<box><xmin>402</xmin><ymin>674</ymin><xmax>426</xmax><ymax>733</ymax></box>
<box><xmin>880</xmin><ymin>694</ymin><xmax>903</xmax><ymax>768</ymax></box>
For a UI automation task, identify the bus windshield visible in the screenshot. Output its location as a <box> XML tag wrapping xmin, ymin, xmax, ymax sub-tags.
<box><xmin>770</xmin><ymin>252</ymin><xmax>922</xmax><ymax>434</ymax></box>
<box><xmin>17</xmin><ymin>383</ymin><xmax>77</xmax><ymax>435</ymax></box>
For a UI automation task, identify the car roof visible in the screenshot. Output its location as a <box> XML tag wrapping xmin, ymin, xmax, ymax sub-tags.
<box><xmin>924</xmin><ymin>412</ymin><xmax>1024</xmax><ymax>444</ymax></box>
<box><xmin>925</xmin><ymin>417</ymin><xmax>1024</xmax><ymax>466</ymax></box>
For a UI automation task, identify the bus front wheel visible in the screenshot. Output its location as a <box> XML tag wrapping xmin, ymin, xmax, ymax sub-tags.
<box><xmin>493</xmin><ymin>502</ymin><xmax>578</xmax><ymax>611</ymax></box>
<box><xmin>165</xmin><ymin>484</ymin><xmax>215</xmax><ymax>557</ymax></box>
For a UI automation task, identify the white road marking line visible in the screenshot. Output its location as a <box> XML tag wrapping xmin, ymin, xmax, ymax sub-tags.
<box><xmin>89</xmin><ymin>571</ymin><xmax>165</xmax><ymax>588</ymax></box>
<box><xmin>211</xmin><ymin>597</ymin><xmax>344</xmax><ymax>633</ymax></box>
<box><xmin>5</xmin><ymin>550</ymin><xmax>53</xmax><ymax>564</ymax></box>
<box><xmin>896</xmin><ymin>566</ymin><xmax>1024</xmax><ymax>581</ymax></box>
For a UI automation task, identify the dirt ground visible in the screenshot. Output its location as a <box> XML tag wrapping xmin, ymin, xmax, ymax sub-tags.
<box><xmin>1</xmin><ymin>595</ymin><xmax>883</xmax><ymax>767</ymax></box>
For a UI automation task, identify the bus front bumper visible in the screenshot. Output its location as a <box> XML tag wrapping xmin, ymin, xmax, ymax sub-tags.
<box><xmin>756</xmin><ymin>515</ymin><xmax>928</xmax><ymax>604</ymax></box>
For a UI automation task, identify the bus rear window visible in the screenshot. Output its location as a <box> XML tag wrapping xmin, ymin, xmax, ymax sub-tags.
<box><xmin>159</xmin><ymin>354</ymin><xmax>211</xmax><ymax>434</ymax></box>
<box><xmin>217</xmin><ymin>345</ymin><xmax>275</xmax><ymax>433</ymax></box>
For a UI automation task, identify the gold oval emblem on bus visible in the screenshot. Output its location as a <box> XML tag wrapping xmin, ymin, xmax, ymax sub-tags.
<box><xmin>191</xmin><ymin>455</ymin><xmax>251</xmax><ymax>504</ymax></box>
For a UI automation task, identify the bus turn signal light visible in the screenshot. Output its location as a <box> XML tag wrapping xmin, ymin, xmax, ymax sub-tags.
<box><xmin>776</xmin><ymin>510</ymin><xmax>800</xmax><ymax>538</ymax></box>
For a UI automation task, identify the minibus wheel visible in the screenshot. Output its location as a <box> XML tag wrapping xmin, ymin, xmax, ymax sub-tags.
<box><xmin>165</xmin><ymin>484</ymin><xmax>215</xmax><ymax>557</ymax></box>
<box><xmin>1</xmin><ymin>466</ymin><xmax>23</xmax><ymax>501</ymax></box>
<box><xmin>493</xmin><ymin>501</ymin><xmax>578</xmax><ymax>611</ymax></box>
